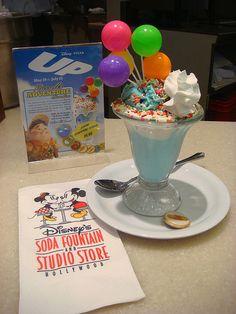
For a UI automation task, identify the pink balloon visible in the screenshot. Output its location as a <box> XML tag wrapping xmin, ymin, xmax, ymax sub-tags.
<box><xmin>101</xmin><ymin>20</ymin><xmax>131</xmax><ymax>51</ymax></box>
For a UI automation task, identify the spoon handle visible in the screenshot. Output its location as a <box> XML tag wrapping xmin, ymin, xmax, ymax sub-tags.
<box><xmin>175</xmin><ymin>152</ymin><xmax>205</xmax><ymax>168</ymax></box>
<box><xmin>126</xmin><ymin>175</ymin><xmax>138</xmax><ymax>184</ymax></box>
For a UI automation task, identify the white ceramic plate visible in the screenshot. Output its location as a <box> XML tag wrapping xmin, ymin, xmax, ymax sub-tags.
<box><xmin>86</xmin><ymin>159</ymin><xmax>230</xmax><ymax>239</ymax></box>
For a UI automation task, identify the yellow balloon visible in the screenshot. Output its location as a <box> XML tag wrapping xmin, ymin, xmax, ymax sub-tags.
<box><xmin>110</xmin><ymin>50</ymin><xmax>134</xmax><ymax>73</ymax></box>
<box><xmin>88</xmin><ymin>84</ymin><xmax>96</xmax><ymax>92</ymax></box>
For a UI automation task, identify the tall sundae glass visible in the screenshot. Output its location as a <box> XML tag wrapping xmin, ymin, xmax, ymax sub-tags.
<box><xmin>112</xmin><ymin>71</ymin><xmax>204</xmax><ymax>217</ymax></box>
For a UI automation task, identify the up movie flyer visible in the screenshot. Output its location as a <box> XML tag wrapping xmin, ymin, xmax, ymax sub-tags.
<box><xmin>13</xmin><ymin>43</ymin><xmax>105</xmax><ymax>163</ymax></box>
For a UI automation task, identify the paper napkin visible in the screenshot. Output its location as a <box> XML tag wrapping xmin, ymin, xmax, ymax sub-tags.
<box><xmin>18</xmin><ymin>179</ymin><xmax>144</xmax><ymax>314</ymax></box>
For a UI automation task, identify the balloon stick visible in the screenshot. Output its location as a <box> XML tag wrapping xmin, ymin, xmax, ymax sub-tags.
<box><xmin>128</xmin><ymin>79</ymin><xmax>137</xmax><ymax>86</ymax></box>
<box><xmin>126</xmin><ymin>49</ymin><xmax>142</xmax><ymax>82</ymax></box>
<box><xmin>133</xmin><ymin>61</ymin><xmax>142</xmax><ymax>82</ymax></box>
<box><xmin>130</xmin><ymin>71</ymin><xmax>139</xmax><ymax>83</ymax></box>
<box><xmin>141</xmin><ymin>57</ymin><xmax>145</xmax><ymax>81</ymax></box>
<box><xmin>133</xmin><ymin>65</ymin><xmax>142</xmax><ymax>82</ymax></box>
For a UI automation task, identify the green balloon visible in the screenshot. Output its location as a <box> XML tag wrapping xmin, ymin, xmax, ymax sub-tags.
<box><xmin>131</xmin><ymin>25</ymin><xmax>162</xmax><ymax>57</ymax></box>
<box><xmin>94</xmin><ymin>77</ymin><xmax>103</xmax><ymax>87</ymax></box>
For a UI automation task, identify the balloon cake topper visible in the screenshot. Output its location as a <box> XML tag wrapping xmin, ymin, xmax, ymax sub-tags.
<box><xmin>98</xmin><ymin>20</ymin><xmax>172</xmax><ymax>87</ymax></box>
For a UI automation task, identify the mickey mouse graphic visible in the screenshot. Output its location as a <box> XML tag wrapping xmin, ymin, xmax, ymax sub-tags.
<box><xmin>62</xmin><ymin>187</ymin><xmax>88</xmax><ymax>219</ymax></box>
<box><xmin>32</xmin><ymin>188</ymin><xmax>88</xmax><ymax>227</ymax></box>
<box><xmin>34</xmin><ymin>192</ymin><xmax>59</xmax><ymax>223</ymax></box>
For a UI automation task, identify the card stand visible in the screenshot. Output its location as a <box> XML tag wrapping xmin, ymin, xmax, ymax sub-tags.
<box><xmin>28</xmin><ymin>150</ymin><xmax>109</xmax><ymax>174</ymax></box>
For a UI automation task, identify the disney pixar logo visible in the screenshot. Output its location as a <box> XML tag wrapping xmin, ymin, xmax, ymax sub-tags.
<box><xmin>28</xmin><ymin>52</ymin><xmax>93</xmax><ymax>76</ymax></box>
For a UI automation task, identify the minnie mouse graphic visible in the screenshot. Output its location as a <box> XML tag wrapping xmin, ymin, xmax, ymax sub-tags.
<box><xmin>33</xmin><ymin>192</ymin><xmax>59</xmax><ymax>226</ymax></box>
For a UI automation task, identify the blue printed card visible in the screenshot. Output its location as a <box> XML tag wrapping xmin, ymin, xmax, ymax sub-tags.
<box><xmin>13</xmin><ymin>43</ymin><xmax>105</xmax><ymax>163</ymax></box>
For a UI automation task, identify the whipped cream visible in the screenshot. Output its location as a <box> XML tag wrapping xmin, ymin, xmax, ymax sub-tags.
<box><xmin>163</xmin><ymin>70</ymin><xmax>201</xmax><ymax>117</ymax></box>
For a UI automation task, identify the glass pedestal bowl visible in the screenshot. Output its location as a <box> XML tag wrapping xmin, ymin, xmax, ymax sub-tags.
<box><xmin>113</xmin><ymin>104</ymin><xmax>204</xmax><ymax>217</ymax></box>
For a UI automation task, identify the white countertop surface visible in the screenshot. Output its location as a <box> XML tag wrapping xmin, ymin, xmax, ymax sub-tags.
<box><xmin>0</xmin><ymin>107</ymin><xmax>236</xmax><ymax>314</ymax></box>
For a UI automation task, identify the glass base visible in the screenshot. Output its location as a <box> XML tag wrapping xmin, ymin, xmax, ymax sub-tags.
<box><xmin>123</xmin><ymin>178</ymin><xmax>181</xmax><ymax>217</ymax></box>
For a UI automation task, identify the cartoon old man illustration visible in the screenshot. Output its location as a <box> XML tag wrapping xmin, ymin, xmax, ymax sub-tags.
<box><xmin>26</xmin><ymin>114</ymin><xmax>59</xmax><ymax>161</ymax></box>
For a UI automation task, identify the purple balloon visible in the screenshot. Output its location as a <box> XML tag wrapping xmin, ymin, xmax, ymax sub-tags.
<box><xmin>80</xmin><ymin>84</ymin><xmax>88</xmax><ymax>93</ymax></box>
<box><xmin>98</xmin><ymin>55</ymin><xmax>130</xmax><ymax>87</ymax></box>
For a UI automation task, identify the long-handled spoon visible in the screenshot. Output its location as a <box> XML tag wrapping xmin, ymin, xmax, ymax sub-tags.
<box><xmin>94</xmin><ymin>152</ymin><xmax>205</xmax><ymax>192</ymax></box>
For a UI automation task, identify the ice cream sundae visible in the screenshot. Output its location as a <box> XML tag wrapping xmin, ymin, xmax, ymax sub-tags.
<box><xmin>98</xmin><ymin>20</ymin><xmax>204</xmax><ymax>216</ymax></box>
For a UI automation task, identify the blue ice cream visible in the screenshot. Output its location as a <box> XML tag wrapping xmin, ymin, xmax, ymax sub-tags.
<box><xmin>121</xmin><ymin>79</ymin><xmax>169</xmax><ymax>111</ymax></box>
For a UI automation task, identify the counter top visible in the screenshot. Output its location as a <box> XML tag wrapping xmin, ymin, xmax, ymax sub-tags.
<box><xmin>1</xmin><ymin>107</ymin><xmax>236</xmax><ymax>313</ymax></box>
